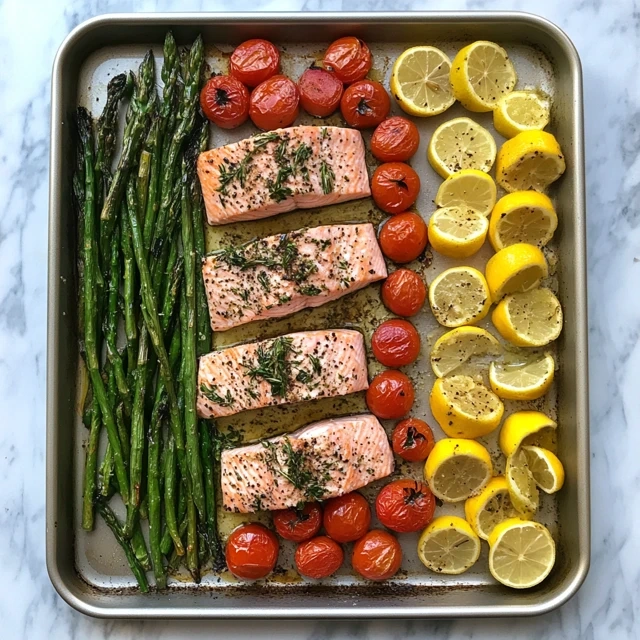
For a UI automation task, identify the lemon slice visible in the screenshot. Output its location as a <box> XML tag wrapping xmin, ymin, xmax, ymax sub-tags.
<box><xmin>492</xmin><ymin>287</ymin><xmax>563</xmax><ymax>347</ymax></box>
<box><xmin>489</xmin><ymin>191</ymin><xmax>558</xmax><ymax>251</ymax></box>
<box><xmin>496</xmin><ymin>130</ymin><xmax>566</xmax><ymax>193</ymax></box>
<box><xmin>465</xmin><ymin>477</ymin><xmax>522</xmax><ymax>541</ymax></box>
<box><xmin>450</xmin><ymin>41</ymin><xmax>517</xmax><ymax>112</ymax></box>
<box><xmin>428</xmin><ymin>117</ymin><xmax>497</xmax><ymax>178</ymax></box>
<box><xmin>485</xmin><ymin>243</ymin><xmax>548</xmax><ymax>302</ymax></box>
<box><xmin>435</xmin><ymin>169</ymin><xmax>497</xmax><ymax>217</ymax></box>
<box><xmin>505</xmin><ymin>449</ymin><xmax>539</xmax><ymax>517</ymax></box>
<box><xmin>429</xmin><ymin>266</ymin><xmax>491</xmax><ymax>328</ymax></box>
<box><xmin>522</xmin><ymin>445</ymin><xmax>565</xmax><ymax>493</ymax></box>
<box><xmin>431</xmin><ymin>375</ymin><xmax>504</xmax><ymax>439</ymax></box>
<box><xmin>424</xmin><ymin>438</ymin><xmax>493</xmax><ymax>503</ymax></box>
<box><xmin>499</xmin><ymin>410</ymin><xmax>557</xmax><ymax>458</ymax></box>
<box><xmin>489</xmin><ymin>353</ymin><xmax>555</xmax><ymax>400</ymax></box>
<box><xmin>418</xmin><ymin>516</ymin><xmax>481</xmax><ymax>575</ymax></box>
<box><xmin>494</xmin><ymin>91</ymin><xmax>551</xmax><ymax>138</ymax></box>
<box><xmin>430</xmin><ymin>326</ymin><xmax>501</xmax><ymax>377</ymax></box>
<box><xmin>488</xmin><ymin>518</ymin><xmax>556</xmax><ymax>589</ymax></box>
<box><xmin>390</xmin><ymin>46</ymin><xmax>455</xmax><ymax>117</ymax></box>
<box><xmin>428</xmin><ymin>207</ymin><xmax>489</xmax><ymax>259</ymax></box>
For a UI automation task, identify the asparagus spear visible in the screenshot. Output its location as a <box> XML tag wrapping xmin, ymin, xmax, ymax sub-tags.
<box><xmin>81</xmin><ymin>404</ymin><xmax>101</xmax><ymax>530</ymax></box>
<box><xmin>121</xmin><ymin>212</ymin><xmax>138</xmax><ymax>374</ymax></box>
<box><xmin>147</xmin><ymin>414</ymin><xmax>167</xmax><ymax>589</ymax></box>
<box><xmin>200</xmin><ymin>420</ymin><xmax>224</xmax><ymax>568</ymax></box>
<box><xmin>136</xmin><ymin>119</ymin><xmax>158</xmax><ymax>228</ymax></box>
<box><xmin>131</xmin><ymin>524</ymin><xmax>152</xmax><ymax>572</ymax></box>
<box><xmin>186</xmin><ymin>497</ymin><xmax>200</xmax><ymax>583</ymax></box>
<box><xmin>162</xmin><ymin>434</ymin><xmax>185</xmax><ymax>556</ymax></box>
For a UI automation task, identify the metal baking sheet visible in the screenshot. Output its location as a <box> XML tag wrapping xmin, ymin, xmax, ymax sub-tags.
<box><xmin>47</xmin><ymin>11</ymin><xmax>589</xmax><ymax>618</ymax></box>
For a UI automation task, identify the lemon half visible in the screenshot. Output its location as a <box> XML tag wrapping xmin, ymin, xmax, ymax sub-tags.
<box><xmin>428</xmin><ymin>207</ymin><xmax>489</xmax><ymax>259</ymax></box>
<box><xmin>522</xmin><ymin>445</ymin><xmax>565</xmax><ymax>493</ymax></box>
<box><xmin>505</xmin><ymin>449</ymin><xmax>539</xmax><ymax>517</ymax></box>
<box><xmin>430</xmin><ymin>326</ymin><xmax>501</xmax><ymax>377</ymax></box>
<box><xmin>418</xmin><ymin>516</ymin><xmax>481</xmax><ymax>575</ymax></box>
<box><xmin>435</xmin><ymin>169</ymin><xmax>497</xmax><ymax>217</ymax></box>
<box><xmin>489</xmin><ymin>353</ymin><xmax>555</xmax><ymax>400</ymax></box>
<box><xmin>499</xmin><ymin>410</ymin><xmax>558</xmax><ymax>458</ymax></box>
<box><xmin>493</xmin><ymin>91</ymin><xmax>551</xmax><ymax>138</ymax></box>
<box><xmin>465</xmin><ymin>477</ymin><xmax>523</xmax><ymax>540</ymax></box>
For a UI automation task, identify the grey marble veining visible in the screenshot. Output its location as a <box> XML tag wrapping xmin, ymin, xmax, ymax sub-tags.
<box><xmin>0</xmin><ymin>0</ymin><xmax>638</xmax><ymax>637</ymax></box>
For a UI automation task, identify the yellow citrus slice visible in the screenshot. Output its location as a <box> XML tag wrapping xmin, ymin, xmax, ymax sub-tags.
<box><xmin>499</xmin><ymin>410</ymin><xmax>557</xmax><ymax>458</ymax></box>
<box><xmin>493</xmin><ymin>91</ymin><xmax>551</xmax><ymax>138</ymax></box>
<box><xmin>435</xmin><ymin>169</ymin><xmax>497</xmax><ymax>217</ymax></box>
<box><xmin>492</xmin><ymin>287</ymin><xmax>563</xmax><ymax>347</ymax></box>
<box><xmin>428</xmin><ymin>207</ymin><xmax>489</xmax><ymax>258</ymax></box>
<box><xmin>429</xmin><ymin>266</ymin><xmax>491</xmax><ymax>328</ymax></box>
<box><xmin>418</xmin><ymin>516</ymin><xmax>481</xmax><ymax>575</ymax></box>
<box><xmin>428</xmin><ymin>117</ymin><xmax>497</xmax><ymax>178</ymax></box>
<box><xmin>450</xmin><ymin>41</ymin><xmax>517</xmax><ymax>112</ymax></box>
<box><xmin>424</xmin><ymin>438</ymin><xmax>493</xmax><ymax>503</ymax></box>
<box><xmin>496</xmin><ymin>130</ymin><xmax>566</xmax><ymax>193</ymax></box>
<box><xmin>522</xmin><ymin>445</ymin><xmax>565</xmax><ymax>493</ymax></box>
<box><xmin>485</xmin><ymin>243</ymin><xmax>548</xmax><ymax>302</ymax></box>
<box><xmin>489</xmin><ymin>191</ymin><xmax>558</xmax><ymax>251</ymax></box>
<box><xmin>390</xmin><ymin>46</ymin><xmax>455</xmax><ymax>116</ymax></box>
<box><xmin>505</xmin><ymin>449</ymin><xmax>539</xmax><ymax>517</ymax></box>
<box><xmin>489</xmin><ymin>353</ymin><xmax>555</xmax><ymax>400</ymax></box>
<box><xmin>488</xmin><ymin>518</ymin><xmax>556</xmax><ymax>589</ymax></box>
<box><xmin>430</xmin><ymin>326</ymin><xmax>501</xmax><ymax>377</ymax></box>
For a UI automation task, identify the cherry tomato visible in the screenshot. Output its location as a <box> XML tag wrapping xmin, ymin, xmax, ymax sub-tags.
<box><xmin>375</xmin><ymin>479</ymin><xmax>436</xmax><ymax>533</ymax></box>
<box><xmin>230</xmin><ymin>39</ymin><xmax>280</xmax><ymax>87</ymax></box>
<box><xmin>381</xmin><ymin>269</ymin><xmax>427</xmax><ymax>317</ymax></box>
<box><xmin>366</xmin><ymin>370</ymin><xmax>415</xmax><ymax>420</ymax></box>
<box><xmin>323</xmin><ymin>492</ymin><xmax>371</xmax><ymax>543</ymax></box>
<box><xmin>391</xmin><ymin>418</ymin><xmax>435</xmax><ymax>462</ymax></box>
<box><xmin>323</xmin><ymin>37</ymin><xmax>372</xmax><ymax>84</ymax></box>
<box><xmin>340</xmin><ymin>80</ymin><xmax>390</xmax><ymax>129</ymax></box>
<box><xmin>298</xmin><ymin>67</ymin><xmax>344</xmax><ymax>118</ymax></box>
<box><xmin>371</xmin><ymin>163</ymin><xmax>421</xmax><ymax>215</ymax></box>
<box><xmin>199</xmin><ymin>75</ymin><xmax>250</xmax><ymax>129</ymax></box>
<box><xmin>249</xmin><ymin>75</ymin><xmax>300</xmax><ymax>131</ymax></box>
<box><xmin>272</xmin><ymin>503</ymin><xmax>322</xmax><ymax>542</ymax></box>
<box><xmin>352</xmin><ymin>529</ymin><xmax>403</xmax><ymax>581</ymax></box>
<box><xmin>379</xmin><ymin>212</ymin><xmax>428</xmax><ymax>263</ymax></box>
<box><xmin>225</xmin><ymin>523</ymin><xmax>279</xmax><ymax>580</ymax></box>
<box><xmin>371</xmin><ymin>116</ymin><xmax>420</xmax><ymax>162</ymax></box>
<box><xmin>295</xmin><ymin>535</ymin><xmax>344</xmax><ymax>579</ymax></box>
<box><xmin>371</xmin><ymin>319</ymin><xmax>421</xmax><ymax>368</ymax></box>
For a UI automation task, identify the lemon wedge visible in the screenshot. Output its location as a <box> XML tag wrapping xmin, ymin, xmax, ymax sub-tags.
<box><xmin>489</xmin><ymin>353</ymin><xmax>555</xmax><ymax>400</ymax></box>
<box><xmin>494</xmin><ymin>91</ymin><xmax>551</xmax><ymax>138</ymax></box>
<box><xmin>505</xmin><ymin>449</ymin><xmax>539</xmax><ymax>517</ymax></box>
<box><xmin>428</xmin><ymin>207</ymin><xmax>489</xmax><ymax>258</ymax></box>
<box><xmin>499</xmin><ymin>410</ymin><xmax>557</xmax><ymax>458</ymax></box>
<box><xmin>485</xmin><ymin>243</ymin><xmax>548</xmax><ymax>302</ymax></box>
<box><xmin>465</xmin><ymin>477</ymin><xmax>523</xmax><ymax>541</ymax></box>
<box><xmin>522</xmin><ymin>445</ymin><xmax>565</xmax><ymax>493</ymax></box>
<box><xmin>430</xmin><ymin>326</ymin><xmax>501</xmax><ymax>377</ymax></box>
<box><xmin>418</xmin><ymin>516</ymin><xmax>481</xmax><ymax>575</ymax></box>
<box><xmin>435</xmin><ymin>169</ymin><xmax>497</xmax><ymax>217</ymax></box>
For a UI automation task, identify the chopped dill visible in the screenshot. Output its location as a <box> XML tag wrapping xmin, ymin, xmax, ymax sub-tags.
<box><xmin>244</xmin><ymin>336</ymin><xmax>298</xmax><ymax>397</ymax></box>
<box><xmin>320</xmin><ymin>160</ymin><xmax>335</xmax><ymax>194</ymax></box>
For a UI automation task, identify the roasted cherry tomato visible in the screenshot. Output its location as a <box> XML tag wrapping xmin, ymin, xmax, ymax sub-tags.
<box><xmin>340</xmin><ymin>80</ymin><xmax>390</xmax><ymax>129</ymax></box>
<box><xmin>371</xmin><ymin>319</ymin><xmax>421</xmax><ymax>368</ymax></box>
<box><xmin>323</xmin><ymin>36</ymin><xmax>372</xmax><ymax>84</ymax></box>
<box><xmin>230</xmin><ymin>38</ymin><xmax>280</xmax><ymax>87</ymax></box>
<box><xmin>379</xmin><ymin>212</ymin><xmax>428</xmax><ymax>263</ymax></box>
<box><xmin>323</xmin><ymin>492</ymin><xmax>371</xmax><ymax>543</ymax></box>
<box><xmin>371</xmin><ymin>116</ymin><xmax>420</xmax><ymax>162</ymax></box>
<box><xmin>272</xmin><ymin>503</ymin><xmax>322</xmax><ymax>542</ymax></box>
<box><xmin>352</xmin><ymin>529</ymin><xmax>403</xmax><ymax>581</ymax></box>
<box><xmin>295</xmin><ymin>535</ymin><xmax>344</xmax><ymax>579</ymax></box>
<box><xmin>371</xmin><ymin>162</ymin><xmax>421</xmax><ymax>215</ymax></box>
<box><xmin>366</xmin><ymin>370</ymin><xmax>415</xmax><ymax>420</ymax></box>
<box><xmin>225</xmin><ymin>523</ymin><xmax>279</xmax><ymax>580</ymax></box>
<box><xmin>391</xmin><ymin>418</ymin><xmax>435</xmax><ymax>462</ymax></box>
<box><xmin>375</xmin><ymin>479</ymin><xmax>436</xmax><ymax>533</ymax></box>
<box><xmin>199</xmin><ymin>74</ymin><xmax>250</xmax><ymax>129</ymax></box>
<box><xmin>381</xmin><ymin>269</ymin><xmax>427</xmax><ymax>317</ymax></box>
<box><xmin>249</xmin><ymin>75</ymin><xmax>300</xmax><ymax>130</ymax></box>
<box><xmin>298</xmin><ymin>67</ymin><xmax>344</xmax><ymax>117</ymax></box>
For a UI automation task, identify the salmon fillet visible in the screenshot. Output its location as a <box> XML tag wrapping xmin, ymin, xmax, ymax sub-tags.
<box><xmin>197</xmin><ymin>329</ymin><xmax>368</xmax><ymax>418</ymax></box>
<box><xmin>197</xmin><ymin>126</ymin><xmax>371</xmax><ymax>225</ymax></box>
<box><xmin>203</xmin><ymin>223</ymin><xmax>387</xmax><ymax>331</ymax></box>
<box><xmin>220</xmin><ymin>414</ymin><xmax>394</xmax><ymax>513</ymax></box>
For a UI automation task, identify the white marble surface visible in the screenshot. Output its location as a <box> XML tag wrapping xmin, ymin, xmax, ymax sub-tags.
<box><xmin>0</xmin><ymin>0</ymin><xmax>638</xmax><ymax>637</ymax></box>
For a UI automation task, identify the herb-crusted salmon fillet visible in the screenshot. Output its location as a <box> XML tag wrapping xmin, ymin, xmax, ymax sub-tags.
<box><xmin>197</xmin><ymin>329</ymin><xmax>368</xmax><ymax>418</ymax></box>
<box><xmin>221</xmin><ymin>414</ymin><xmax>394</xmax><ymax>513</ymax></box>
<box><xmin>197</xmin><ymin>126</ymin><xmax>371</xmax><ymax>225</ymax></box>
<box><xmin>203</xmin><ymin>223</ymin><xmax>387</xmax><ymax>331</ymax></box>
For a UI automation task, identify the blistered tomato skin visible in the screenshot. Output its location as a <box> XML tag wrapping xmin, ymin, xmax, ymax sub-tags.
<box><xmin>381</xmin><ymin>269</ymin><xmax>427</xmax><ymax>317</ymax></box>
<box><xmin>371</xmin><ymin>319</ymin><xmax>421</xmax><ymax>368</ymax></box>
<box><xmin>391</xmin><ymin>418</ymin><xmax>435</xmax><ymax>462</ymax></box>
<box><xmin>230</xmin><ymin>39</ymin><xmax>280</xmax><ymax>87</ymax></box>
<box><xmin>340</xmin><ymin>80</ymin><xmax>391</xmax><ymax>129</ymax></box>
<box><xmin>379</xmin><ymin>212</ymin><xmax>428</xmax><ymax>263</ymax></box>
<box><xmin>372</xmin><ymin>163</ymin><xmax>421</xmax><ymax>215</ymax></box>
<box><xmin>375</xmin><ymin>480</ymin><xmax>436</xmax><ymax>533</ymax></box>
<box><xmin>371</xmin><ymin>116</ymin><xmax>420</xmax><ymax>162</ymax></box>
<box><xmin>200</xmin><ymin>75</ymin><xmax>250</xmax><ymax>129</ymax></box>
<box><xmin>295</xmin><ymin>536</ymin><xmax>344</xmax><ymax>579</ymax></box>
<box><xmin>366</xmin><ymin>370</ymin><xmax>415</xmax><ymax>420</ymax></box>
<box><xmin>352</xmin><ymin>529</ymin><xmax>403</xmax><ymax>581</ymax></box>
<box><xmin>298</xmin><ymin>67</ymin><xmax>344</xmax><ymax>118</ymax></box>
<box><xmin>249</xmin><ymin>75</ymin><xmax>300</xmax><ymax>131</ymax></box>
<box><xmin>323</xmin><ymin>37</ymin><xmax>372</xmax><ymax>84</ymax></box>
<box><xmin>225</xmin><ymin>523</ymin><xmax>279</xmax><ymax>580</ymax></box>
<box><xmin>272</xmin><ymin>503</ymin><xmax>322</xmax><ymax>542</ymax></box>
<box><xmin>323</xmin><ymin>492</ymin><xmax>371</xmax><ymax>543</ymax></box>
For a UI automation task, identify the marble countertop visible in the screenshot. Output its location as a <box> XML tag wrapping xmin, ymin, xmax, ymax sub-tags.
<box><xmin>1</xmin><ymin>0</ymin><xmax>638</xmax><ymax>637</ymax></box>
